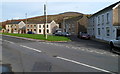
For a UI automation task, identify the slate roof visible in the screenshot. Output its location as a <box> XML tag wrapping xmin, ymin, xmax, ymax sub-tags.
<box><xmin>7</xmin><ymin>21</ymin><xmax>21</xmax><ymax>24</ymax></box>
<box><xmin>91</xmin><ymin>1</ymin><xmax>120</xmax><ymax>16</ymax></box>
<box><xmin>26</xmin><ymin>20</ymin><xmax>53</xmax><ymax>24</ymax></box>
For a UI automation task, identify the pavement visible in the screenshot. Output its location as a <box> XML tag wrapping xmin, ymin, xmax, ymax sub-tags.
<box><xmin>1</xmin><ymin>35</ymin><xmax>119</xmax><ymax>73</ymax></box>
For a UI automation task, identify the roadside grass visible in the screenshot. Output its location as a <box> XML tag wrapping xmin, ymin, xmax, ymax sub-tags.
<box><xmin>3</xmin><ymin>33</ymin><xmax>71</xmax><ymax>41</ymax></box>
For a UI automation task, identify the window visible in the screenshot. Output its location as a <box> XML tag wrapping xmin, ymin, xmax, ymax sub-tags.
<box><xmin>47</xmin><ymin>29</ymin><xmax>49</xmax><ymax>33</ymax></box>
<box><xmin>106</xmin><ymin>13</ymin><xmax>109</xmax><ymax>24</ymax></box>
<box><xmin>106</xmin><ymin>27</ymin><xmax>110</xmax><ymax>36</ymax></box>
<box><xmin>98</xmin><ymin>16</ymin><xmax>100</xmax><ymax>25</ymax></box>
<box><xmin>31</xmin><ymin>25</ymin><xmax>32</xmax><ymax>27</ymax></box>
<box><xmin>93</xmin><ymin>18</ymin><xmax>94</xmax><ymax>26</ymax></box>
<box><xmin>34</xmin><ymin>29</ymin><xmax>36</xmax><ymax>31</ymax></box>
<box><xmin>98</xmin><ymin>28</ymin><xmax>100</xmax><ymax>35</ymax></box>
<box><xmin>27</xmin><ymin>29</ymin><xmax>29</xmax><ymax>31</ymax></box>
<box><xmin>39</xmin><ymin>25</ymin><xmax>41</xmax><ymax>28</ymax></box>
<box><xmin>47</xmin><ymin>25</ymin><xmax>49</xmax><ymax>28</ymax></box>
<box><xmin>39</xmin><ymin>29</ymin><xmax>41</xmax><ymax>33</ymax></box>
<box><xmin>43</xmin><ymin>25</ymin><xmax>45</xmax><ymax>28</ymax></box>
<box><xmin>34</xmin><ymin>25</ymin><xmax>36</xmax><ymax>27</ymax></box>
<box><xmin>102</xmin><ymin>15</ymin><xmax>104</xmax><ymax>25</ymax></box>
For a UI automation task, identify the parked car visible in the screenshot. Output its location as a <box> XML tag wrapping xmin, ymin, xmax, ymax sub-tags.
<box><xmin>27</xmin><ymin>31</ymin><xmax>34</xmax><ymax>34</ymax></box>
<box><xmin>54</xmin><ymin>32</ymin><xmax>63</xmax><ymax>36</ymax></box>
<box><xmin>78</xmin><ymin>32</ymin><xmax>90</xmax><ymax>39</ymax></box>
<box><xmin>54</xmin><ymin>32</ymin><xmax>71</xmax><ymax>37</ymax></box>
<box><xmin>109</xmin><ymin>36</ymin><xmax>120</xmax><ymax>53</ymax></box>
<box><xmin>62</xmin><ymin>32</ymin><xmax>71</xmax><ymax>37</ymax></box>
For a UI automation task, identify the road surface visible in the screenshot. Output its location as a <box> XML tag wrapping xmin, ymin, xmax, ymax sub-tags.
<box><xmin>1</xmin><ymin>35</ymin><xmax>119</xmax><ymax>73</ymax></box>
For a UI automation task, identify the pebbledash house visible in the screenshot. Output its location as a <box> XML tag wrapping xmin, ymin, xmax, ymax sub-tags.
<box><xmin>87</xmin><ymin>1</ymin><xmax>120</xmax><ymax>41</ymax></box>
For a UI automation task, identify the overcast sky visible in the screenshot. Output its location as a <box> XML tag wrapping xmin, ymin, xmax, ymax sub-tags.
<box><xmin>0</xmin><ymin>0</ymin><xmax>119</xmax><ymax>22</ymax></box>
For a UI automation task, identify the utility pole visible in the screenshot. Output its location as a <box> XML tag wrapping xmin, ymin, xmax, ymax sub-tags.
<box><xmin>25</xmin><ymin>13</ymin><xmax>27</xmax><ymax>25</ymax></box>
<box><xmin>25</xmin><ymin>13</ymin><xmax>27</xmax><ymax>34</ymax></box>
<box><xmin>44</xmin><ymin>2</ymin><xmax>47</xmax><ymax>39</ymax></box>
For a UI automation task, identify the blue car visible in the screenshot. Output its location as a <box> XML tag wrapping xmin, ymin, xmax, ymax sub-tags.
<box><xmin>27</xmin><ymin>31</ymin><xmax>34</xmax><ymax>34</ymax></box>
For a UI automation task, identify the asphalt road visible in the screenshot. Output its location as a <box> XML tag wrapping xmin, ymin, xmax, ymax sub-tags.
<box><xmin>1</xmin><ymin>35</ymin><xmax>119</xmax><ymax>73</ymax></box>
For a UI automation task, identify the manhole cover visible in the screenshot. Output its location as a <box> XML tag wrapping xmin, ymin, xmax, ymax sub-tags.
<box><xmin>32</xmin><ymin>62</ymin><xmax>52</xmax><ymax>72</ymax></box>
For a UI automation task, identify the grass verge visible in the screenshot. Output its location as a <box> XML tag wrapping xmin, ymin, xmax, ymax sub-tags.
<box><xmin>3</xmin><ymin>33</ymin><xmax>71</xmax><ymax>41</ymax></box>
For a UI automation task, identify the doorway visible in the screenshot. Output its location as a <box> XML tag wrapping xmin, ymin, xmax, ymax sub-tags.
<box><xmin>117</xmin><ymin>29</ymin><xmax>120</xmax><ymax>37</ymax></box>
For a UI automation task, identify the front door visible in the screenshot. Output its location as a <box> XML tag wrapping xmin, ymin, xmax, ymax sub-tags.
<box><xmin>117</xmin><ymin>29</ymin><xmax>120</xmax><ymax>37</ymax></box>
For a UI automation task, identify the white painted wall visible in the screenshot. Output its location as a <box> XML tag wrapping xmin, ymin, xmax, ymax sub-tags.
<box><xmin>88</xmin><ymin>9</ymin><xmax>118</xmax><ymax>41</ymax></box>
<box><xmin>6</xmin><ymin>25</ymin><xmax>12</xmax><ymax>33</ymax></box>
<box><xmin>18</xmin><ymin>21</ymin><xmax>26</xmax><ymax>29</ymax></box>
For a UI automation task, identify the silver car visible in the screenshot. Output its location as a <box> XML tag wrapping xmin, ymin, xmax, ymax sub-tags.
<box><xmin>109</xmin><ymin>36</ymin><xmax>120</xmax><ymax>53</ymax></box>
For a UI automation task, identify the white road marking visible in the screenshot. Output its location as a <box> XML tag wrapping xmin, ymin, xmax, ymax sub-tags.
<box><xmin>20</xmin><ymin>45</ymin><xmax>42</xmax><ymax>53</ymax></box>
<box><xmin>56</xmin><ymin>56</ymin><xmax>114</xmax><ymax>73</ymax></box>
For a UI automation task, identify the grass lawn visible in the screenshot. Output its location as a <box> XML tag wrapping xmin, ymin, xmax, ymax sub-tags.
<box><xmin>3</xmin><ymin>33</ymin><xmax>71</xmax><ymax>41</ymax></box>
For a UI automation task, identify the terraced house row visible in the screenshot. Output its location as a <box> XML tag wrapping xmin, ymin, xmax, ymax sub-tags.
<box><xmin>5</xmin><ymin>20</ymin><xmax>59</xmax><ymax>34</ymax></box>
<box><xmin>87</xmin><ymin>1</ymin><xmax>120</xmax><ymax>41</ymax></box>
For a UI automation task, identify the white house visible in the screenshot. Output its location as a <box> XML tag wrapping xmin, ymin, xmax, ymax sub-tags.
<box><xmin>26</xmin><ymin>20</ymin><xmax>59</xmax><ymax>34</ymax></box>
<box><xmin>87</xmin><ymin>1</ymin><xmax>120</xmax><ymax>41</ymax></box>
<box><xmin>6</xmin><ymin>21</ymin><xmax>26</xmax><ymax>34</ymax></box>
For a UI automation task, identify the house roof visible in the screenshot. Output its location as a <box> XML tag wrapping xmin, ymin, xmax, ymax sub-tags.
<box><xmin>7</xmin><ymin>21</ymin><xmax>21</xmax><ymax>24</ymax></box>
<box><xmin>91</xmin><ymin>1</ymin><xmax>120</xmax><ymax>17</ymax></box>
<box><xmin>6</xmin><ymin>20</ymin><xmax>55</xmax><ymax>24</ymax></box>
<box><xmin>26</xmin><ymin>20</ymin><xmax>54</xmax><ymax>24</ymax></box>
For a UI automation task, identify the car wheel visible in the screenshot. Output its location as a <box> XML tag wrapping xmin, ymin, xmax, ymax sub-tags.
<box><xmin>110</xmin><ymin>42</ymin><xmax>114</xmax><ymax>52</ymax></box>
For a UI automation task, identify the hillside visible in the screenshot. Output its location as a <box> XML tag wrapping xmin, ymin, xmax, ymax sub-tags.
<box><xmin>1</xmin><ymin>12</ymin><xmax>90</xmax><ymax>29</ymax></box>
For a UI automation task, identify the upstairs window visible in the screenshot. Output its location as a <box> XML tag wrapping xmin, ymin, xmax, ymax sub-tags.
<box><xmin>47</xmin><ymin>25</ymin><xmax>49</xmax><ymax>28</ymax></box>
<box><xmin>98</xmin><ymin>16</ymin><xmax>100</xmax><ymax>25</ymax></box>
<box><xmin>93</xmin><ymin>18</ymin><xmax>94</xmax><ymax>26</ymax></box>
<box><xmin>34</xmin><ymin>25</ymin><xmax>36</xmax><ymax>27</ymax></box>
<box><xmin>39</xmin><ymin>25</ymin><xmax>41</xmax><ymax>28</ymax></box>
<box><xmin>102</xmin><ymin>15</ymin><xmax>104</xmax><ymax>25</ymax></box>
<box><xmin>106</xmin><ymin>13</ymin><xmax>109</xmax><ymax>24</ymax></box>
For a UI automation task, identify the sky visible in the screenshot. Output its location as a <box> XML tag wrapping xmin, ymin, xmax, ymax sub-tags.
<box><xmin>0</xmin><ymin>0</ymin><xmax>120</xmax><ymax>22</ymax></box>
